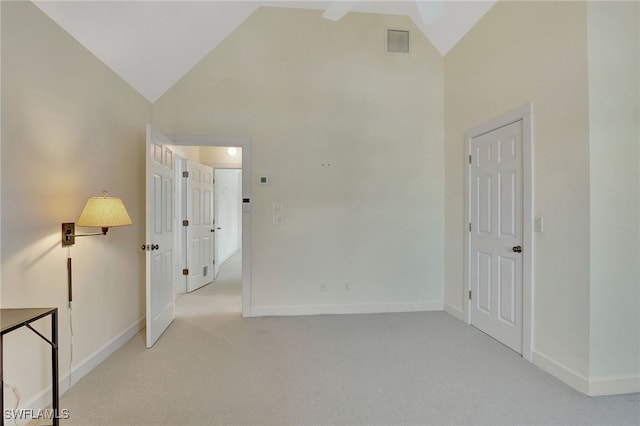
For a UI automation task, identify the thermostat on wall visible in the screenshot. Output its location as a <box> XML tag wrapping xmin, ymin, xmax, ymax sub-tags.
<box><xmin>259</xmin><ymin>176</ymin><xmax>269</xmax><ymax>184</ymax></box>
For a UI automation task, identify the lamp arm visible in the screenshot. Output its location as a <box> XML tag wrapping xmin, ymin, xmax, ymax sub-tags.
<box><xmin>69</xmin><ymin>227</ymin><xmax>109</xmax><ymax>238</ymax></box>
<box><xmin>62</xmin><ymin>224</ymin><xmax>109</xmax><ymax>245</ymax></box>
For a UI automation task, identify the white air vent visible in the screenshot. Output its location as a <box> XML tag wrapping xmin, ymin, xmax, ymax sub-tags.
<box><xmin>386</xmin><ymin>29</ymin><xmax>409</xmax><ymax>54</ymax></box>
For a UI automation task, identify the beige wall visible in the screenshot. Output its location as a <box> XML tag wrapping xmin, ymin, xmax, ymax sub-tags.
<box><xmin>154</xmin><ymin>7</ymin><xmax>445</xmax><ymax>313</ymax></box>
<box><xmin>587</xmin><ymin>1</ymin><xmax>640</xmax><ymax>391</ymax></box>
<box><xmin>445</xmin><ymin>0</ymin><xmax>640</xmax><ymax>394</ymax></box>
<box><xmin>199</xmin><ymin>146</ymin><xmax>242</xmax><ymax>169</ymax></box>
<box><xmin>1</xmin><ymin>0</ymin><xmax>150</xmax><ymax>408</ymax></box>
<box><xmin>174</xmin><ymin>145</ymin><xmax>201</xmax><ymax>162</ymax></box>
<box><xmin>445</xmin><ymin>1</ymin><xmax>592</xmax><ymax>381</ymax></box>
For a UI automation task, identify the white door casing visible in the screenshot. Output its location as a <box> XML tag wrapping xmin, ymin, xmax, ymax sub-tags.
<box><xmin>146</xmin><ymin>125</ymin><xmax>176</xmax><ymax>348</ymax></box>
<box><xmin>464</xmin><ymin>104</ymin><xmax>533</xmax><ymax>361</ymax></box>
<box><xmin>186</xmin><ymin>161</ymin><xmax>216</xmax><ymax>292</ymax></box>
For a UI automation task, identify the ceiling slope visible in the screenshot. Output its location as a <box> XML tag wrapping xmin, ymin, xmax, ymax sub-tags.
<box><xmin>33</xmin><ymin>1</ymin><xmax>495</xmax><ymax>103</ymax></box>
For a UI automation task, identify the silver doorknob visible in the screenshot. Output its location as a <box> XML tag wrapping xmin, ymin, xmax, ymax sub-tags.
<box><xmin>512</xmin><ymin>245</ymin><xmax>522</xmax><ymax>253</ymax></box>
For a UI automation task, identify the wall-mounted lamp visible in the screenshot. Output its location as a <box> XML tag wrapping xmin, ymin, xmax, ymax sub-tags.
<box><xmin>61</xmin><ymin>191</ymin><xmax>132</xmax><ymax>246</ymax></box>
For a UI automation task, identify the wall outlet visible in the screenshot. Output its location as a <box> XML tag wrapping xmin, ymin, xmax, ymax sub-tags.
<box><xmin>273</xmin><ymin>214</ymin><xmax>283</xmax><ymax>225</ymax></box>
<box><xmin>320</xmin><ymin>283</ymin><xmax>327</xmax><ymax>292</ymax></box>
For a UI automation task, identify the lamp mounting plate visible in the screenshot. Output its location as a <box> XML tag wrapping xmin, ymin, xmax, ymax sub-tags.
<box><xmin>62</xmin><ymin>223</ymin><xmax>75</xmax><ymax>246</ymax></box>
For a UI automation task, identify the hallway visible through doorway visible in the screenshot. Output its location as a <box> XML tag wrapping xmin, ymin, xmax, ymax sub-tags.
<box><xmin>175</xmin><ymin>251</ymin><xmax>242</xmax><ymax>317</ymax></box>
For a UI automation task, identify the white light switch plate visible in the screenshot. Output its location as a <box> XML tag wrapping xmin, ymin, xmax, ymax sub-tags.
<box><xmin>534</xmin><ymin>216</ymin><xmax>544</xmax><ymax>232</ymax></box>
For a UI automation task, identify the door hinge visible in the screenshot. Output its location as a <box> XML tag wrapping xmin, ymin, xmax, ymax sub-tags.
<box><xmin>212</xmin><ymin>178</ymin><xmax>215</xmax><ymax>184</ymax></box>
<box><xmin>469</xmin><ymin>223</ymin><xmax>472</xmax><ymax>232</ymax></box>
<box><xmin>212</xmin><ymin>259</ymin><xmax>215</xmax><ymax>265</ymax></box>
<box><xmin>468</xmin><ymin>290</ymin><xmax>472</xmax><ymax>300</ymax></box>
<box><xmin>469</xmin><ymin>155</ymin><xmax>472</xmax><ymax>164</ymax></box>
<box><xmin>182</xmin><ymin>268</ymin><xmax>189</xmax><ymax>276</ymax></box>
<box><xmin>182</xmin><ymin>220</ymin><xmax>189</xmax><ymax>226</ymax></box>
<box><xmin>182</xmin><ymin>171</ymin><xmax>189</xmax><ymax>178</ymax></box>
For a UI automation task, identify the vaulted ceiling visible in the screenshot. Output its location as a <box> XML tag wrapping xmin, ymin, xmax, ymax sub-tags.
<box><xmin>33</xmin><ymin>1</ymin><xmax>496</xmax><ymax>103</ymax></box>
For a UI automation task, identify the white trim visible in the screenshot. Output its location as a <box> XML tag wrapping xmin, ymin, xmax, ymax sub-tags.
<box><xmin>249</xmin><ymin>302</ymin><xmax>442</xmax><ymax>317</ymax></box>
<box><xmin>532</xmin><ymin>350</ymin><xmax>589</xmax><ymax>395</ymax></box>
<box><xmin>588</xmin><ymin>374</ymin><xmax>640</xmax><ymax>396</ymax></box>
<box><xmin>172</xmin><ymin>135</ymin><xmax>252</xmax><ymax>317</ymax></box>
<box><xmin>534</xmin><ymin>351</ymin><xmax>640</xmax><ymax>395</ymax></box>
<box><xmin>463</xmin><ymin>103</ymin><xmax>534</xmax><ymax>362</ymax></box>
<box><xmin>22</xmin><ymin>317</ymin><xmax>144</xmax><ymax>419</ymax></box>
<box><xmin>444</xmin><ymin>303</ymin><xmax>464</xmax><ymax>321</ymax></box>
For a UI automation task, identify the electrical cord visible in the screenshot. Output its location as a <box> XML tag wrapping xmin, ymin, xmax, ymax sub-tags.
<box><xmin>3</xmin><ymin>381</ymin><xmax>21</xmax><ymax>426</ymax></box>
<box><xmin>68</xmin><ymin>251</ymin><xmax>74</xmax><ymax>391</ymax></box>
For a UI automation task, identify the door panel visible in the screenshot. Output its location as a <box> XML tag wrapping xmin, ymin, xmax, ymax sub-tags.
<box><xmin>477</xmin><ymin>175</ymin><xmax>492</xmax><ymax>234</ymax></box>
<box><xmin>186</xmin><ymin>161</ymin><xmax>215</xmax><ymax>292</ymax></box>
<box><xmin>499</xmin><ymin>171</ymin><xmax>517</xmax><ymax>237</ymax></box>
<box><xmin>146</xmin><ymin>125</ymin><xmax>175</xmax><ymax>348</ymax></box>
<box><xmin>499</xmin><ymin>257</ymin><xmax>516</xmax><ymax>324</ymax></box>
<box><xmin>477</xmin><ymin>251</ymin><xmax>492</xmax><ymax>313</ymax></box>
<box><xmin>470</xmin><ymin>120</ymin><xmax>523</xmax><ymax>353</ymax></box>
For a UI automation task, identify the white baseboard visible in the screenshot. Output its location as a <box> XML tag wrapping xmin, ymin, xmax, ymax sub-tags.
<box><xmin>444</xmin><ymin>303</ymin><xmax>464</xmax><ymax>321</ymax></box>
<box><xmin>249</xmin><ymin>301</ymin><xmax>443</xmax><ymax>317</ymax></box>
<box><xmin>532</xmin><ymin>350</ymin><xmax>590</xmax><ymax>394</ymax></box>
<box><xmin>68</xmin><ymin>317</ymin><xmax>145</xmax><ymax>387</ymax></box>
<box><xmin>20</xmin><ymin>317</ymin><xmax>144</xmax><ymax>422</ymax></box>
<box><xmin>532</xmin><ymin>350</ymin><xmax>640</xmax><ymax>396</ymax></box>
<box><xmin>588</xmin><ymin>374</ymin><xmax>640</xmax><ymax>396</ymax></box>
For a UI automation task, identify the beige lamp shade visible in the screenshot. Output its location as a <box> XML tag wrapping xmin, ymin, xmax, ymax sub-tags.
<box><xmin>77</xmin><ymin>193</ymin><xmax>132</xmax><ymax>228</ymax></box>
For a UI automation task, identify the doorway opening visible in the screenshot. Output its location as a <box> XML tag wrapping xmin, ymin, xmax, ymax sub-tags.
<box><xmin>173</xmin><ymin>146</ymin><xmax>243</xmax><ymax>317</ymax></box>
<box><xmin>172</xmin><ymin>136</ymin><xmax>252</xmax><ymax>318</ymax></box>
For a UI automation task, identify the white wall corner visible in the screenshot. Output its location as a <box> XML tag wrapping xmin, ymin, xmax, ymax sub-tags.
<box><xmin>443</xmin><ymin>303</ymin><xmax>464</xmax><ymax>321</ymax></box>
<box><xmin>532</xmin><ymin>350</ymin><xmax>590</xmax><ymax>395</ymax></box>
<box><xmin>249</xmin><ymin>302</ymin><xmax>443</xmax><ymax>317</ymax></box>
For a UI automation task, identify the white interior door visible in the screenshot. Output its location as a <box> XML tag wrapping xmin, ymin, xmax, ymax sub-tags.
<box><xmin>186</xmin><ymin>161</ymin><xmax>215</xmax><ymax>292</ymax></box>
<box><xmin>145</xmin><ymin>125</ymin><xmax>176</xmax><ymax>348</ymax></box>
<box><xmin>469</xmin><ymin>120</ymin><xmax>523</xmax><ymax>353</ymax></box>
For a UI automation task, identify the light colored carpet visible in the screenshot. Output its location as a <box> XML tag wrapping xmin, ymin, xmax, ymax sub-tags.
<box><xmin>175</xmin><ymin>251</ymin><xmax>242</xmax><ymax>318</ymax></box>
<box><xmin>55</xmin><ymin>255</ymin><xmax>639</xmax><ymax>425</ymax></box>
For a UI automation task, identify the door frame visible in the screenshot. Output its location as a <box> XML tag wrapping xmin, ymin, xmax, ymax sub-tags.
<box><xmin>173</xmin><ymin>135</ymin><xmax>252</xmax><ymax>317</ymax></box>
<box><xmin>463</xmin><ymin>103</ymin><xmax>534</xmax><ymax>361</ymax></box>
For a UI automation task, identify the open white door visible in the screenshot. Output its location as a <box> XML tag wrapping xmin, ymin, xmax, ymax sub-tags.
<box><xmin>186</xmin><ymin>160</ymin><xmax>216</xmax><ymax>292</ymax></box>
<box><xmin>145</xmin><ymin>125</ymin><xmax>176</xmax><ymax>348</ymax></box>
